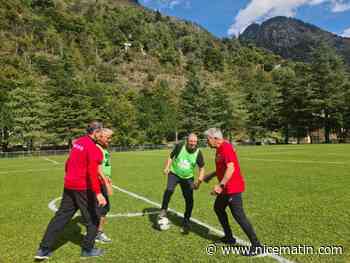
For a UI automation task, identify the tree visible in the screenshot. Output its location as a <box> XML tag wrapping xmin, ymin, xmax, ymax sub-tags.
<box><xmin>137</xmin><ymin>80</ymin><xmax>177</xmax><ymax>143</ymax></box>
<box><xmin>242</xmin><ymin>70</ymin><xmax>281</xmax><ymax>143</ymax></box>
<box><xmin>7</xmin><ymin>76</ymin><xmax>49</xmax><ymax>150</ymax></box>
<box><xmin>203</xmin><ymin>46</ymin><xmax>225</xmax><ymax>72</ymax></box>
<box><xmin>207</xmin><ymin>75</ymin><xmax>247</xmax><ymax>140</ymax></box>
<box><xmin>106</xmin><ymin>88</ymin><xmax>140</xmax><ymax>146</ymax></box>
<box><xmin>339</xmin><ymin>81</ymin><xmax>350</xmax><ymax>141</ymax></box>
<box><xmin>0</xmin><ymin>87</ymin><xmax>13</xmax><ymax>152</ymax></box>
<box><xmin>46</xmin><ymin>54</ymin><xmax>96</xmax><ymax>145</ymax></box>
<box><xmin>310</xmin><ymin>44</ymin><xmax>347</xmax><ymax>143</ymax></box>
<box><xmin>179</xmin><ymin>73</ymin><xmax>215</xmax><ymax>134</ymax></box>
<box><xmin>273</xmin><ymin>64</ymin><xmax>313</xmax><ymax>143</ymax></box>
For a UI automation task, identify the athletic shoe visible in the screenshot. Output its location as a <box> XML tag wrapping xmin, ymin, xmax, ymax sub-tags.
<box><xmin>81</xmin><ymin>248</ymin><xmax>104</xmax><ymax>258</ymax></box>
<box><xmin>95</xmin><ymin>231</ymin><xmax>112</xmax><ymax>243</ymax></box>
<box><xmin>181</xmin><ymin>220</ymin><xmax>190</xmax><ymax>235</ymax></box>
<box><xmin>214</xmin><ymin>236</ymin><xmax>237</xmax><ymax>245</ymax></box>
<box><xmin>34</xmin><ymin>248</ymin><xmax>52</xmax><ymax>260</ymax></box>
<box><xmin>159</xmin><ymin>209</ymin><xmax>167</xmax><ymax>218</ymax></box>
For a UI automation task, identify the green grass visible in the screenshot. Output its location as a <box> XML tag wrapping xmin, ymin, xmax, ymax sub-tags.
<box><xmin>0</xmin><ymin>144</ymin><xmax>349</xmax><ymax>263</ymax></box>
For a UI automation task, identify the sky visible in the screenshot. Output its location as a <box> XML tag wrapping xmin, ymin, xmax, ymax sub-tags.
<box><xmin>138</xmin><ymin>0</ymin><xmax>350</xmax><ymax>38</ymax></box>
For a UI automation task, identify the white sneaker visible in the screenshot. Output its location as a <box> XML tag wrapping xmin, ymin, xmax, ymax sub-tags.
<box><xmin>95</xmin><ymin>231</ymin><xmax>112</xmax><ymax>243</ymax></box>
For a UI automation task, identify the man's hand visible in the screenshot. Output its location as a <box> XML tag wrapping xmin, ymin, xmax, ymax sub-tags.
<box><xmin>211</xmin><ymin>184</ymin><xmax>223</xmax><ymax>195</ymax></box>
<box><xmin>163</xmin><ymin>167</ymin><xmax>170</xmax><ymax>176</ymax></box>
<box><xmin>193</xmin><ymin>179</ymin><xmax>202</xmax><ymax>190</ymax></box>
<box><xmin>96</xmin><ymin>193</ymin><xmax>107</xmax><ymax>207</ymax></box>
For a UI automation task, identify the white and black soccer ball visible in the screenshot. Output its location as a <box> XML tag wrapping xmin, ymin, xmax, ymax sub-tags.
<box><xmin>158</xmin><ymin>217</ymin><xmax>170</xmax><ymax>231</ymax></box>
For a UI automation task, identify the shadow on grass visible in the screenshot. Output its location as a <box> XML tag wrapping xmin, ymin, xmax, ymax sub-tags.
<box><xmin>51</xmin><ymin>216</ymin><xmax>85</xmax><ymax>252</ymax></box>
<box><xmin>142</xmin><ymin>207</ymin><xmax>220</xmax><ymax>242</ymax></box>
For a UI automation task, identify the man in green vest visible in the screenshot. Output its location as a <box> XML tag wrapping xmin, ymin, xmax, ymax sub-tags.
<box><xmin>160</xmin><ymin>133</ymin><xmax>205</xmax><ymax>234</ymax></box>
<box><xmin>96</xmin><ymin>128</ymin><xmax>114</xmax><ymax>243</ymax></box>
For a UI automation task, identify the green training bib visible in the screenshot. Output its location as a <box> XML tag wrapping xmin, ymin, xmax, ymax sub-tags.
<box><xmin>170</xmin><ymin>145</ymin><xmax>199</xmax><ymax>179</ymax></box>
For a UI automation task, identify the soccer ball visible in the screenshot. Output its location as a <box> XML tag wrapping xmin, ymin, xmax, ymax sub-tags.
<box><xmin>158</xmin><ymin>217</ymin><xmax>170</xmax><ymax>231</ymax></box>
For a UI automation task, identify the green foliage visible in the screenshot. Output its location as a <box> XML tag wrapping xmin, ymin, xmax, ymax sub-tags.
<box><xmin>0</xmin><ymin>1</ymin><xmax>349</xmax><ymax>149</ymax></box>
<box><xmin>137</xmin><ymin>80</ymin><xmax>177</xmax><ymax>143</ymax></box>
<box><xmin>273</xmin><ymin>63</ymin><xmax>313</xmax><ymax>143</ymax></box>
<box><xmin>7</xmin><ymin>76</ymin><xmax>49</xmax><ymax>149</ymax></box>
<box><xmin>309</xmin><ymin>44</ymin><xmax>348</xmax><ymax>143</ymax></box>
<box><xmin>209</xmin><ymin>76</ymin><xmax>247</xmax><ymax>140</ymax></box>
<box><xmin>179</xmin><ymin>73</ymin><xmax>215</xmax><ymax>134</ymax></box>
<box><xmin>242</xmin><ymin>70</ymin><xmax>281</xmax><ymax>142</ymax></box>
<box><xmin>203</xmin><ymin>46</ymin><xmax>225</xmax><ymax>72</ymax></box>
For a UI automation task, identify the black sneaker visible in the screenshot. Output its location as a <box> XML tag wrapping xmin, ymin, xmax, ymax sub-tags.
<box><xmin>81</xmin><ymin>248</ymin><xmax>104</xmax><ymax>258</ymax></box>
<box><xmin>34</xmin><ymin>248</ymin><xmax>52</xmax><ymax>260</ymax></box>
<box><xmin>214</xmin><ymin>236</ymin><xmax>237</xmax><ymax>245</ymax></box>
<box><xmin>181</xmin><ymin>220</ymin><xmax>190</xmax><ymax>235</ymax></box>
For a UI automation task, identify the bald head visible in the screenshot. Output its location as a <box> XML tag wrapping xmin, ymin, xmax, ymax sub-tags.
<box><xmin>186</xmin><ymin>133</ymin><xmax>198</xmax><ymax>150</ymax></box>
<box><xmin>98</xmin><ymin>128</ymin><xmax>114</xmax><ymax>148</ymax></box>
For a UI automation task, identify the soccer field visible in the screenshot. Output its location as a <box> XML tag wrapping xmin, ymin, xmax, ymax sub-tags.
<box><xmin>0</xmin><ymin>144</ymin><xmax>349</xmax><ymax>263</ymax></box>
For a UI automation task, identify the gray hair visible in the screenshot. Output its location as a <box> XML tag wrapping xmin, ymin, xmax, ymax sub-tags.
<box><xmin>86</xmin><ymin>121</ymin><xmax>103</xmax><ymax>134</ymax></box>
<box><xmin>101</xmin><ymin>128</ymin><xmax>114</xmax><ymax>137</ymax></box>
<box><xmin>204</xmin><ymin>128</ymin><xmax>223</xmax><ymax>139</ymax></box>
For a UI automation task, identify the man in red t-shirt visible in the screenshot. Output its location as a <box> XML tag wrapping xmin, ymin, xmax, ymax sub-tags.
<box><xmin>35</xmin><ymin>121</ymin><xmax>107</xmax><ymax>260</ymax></box>
<box><xmin>196</xmin><ymin>128</ymin><xmax>261</xmax><ymax>256</ymax></box>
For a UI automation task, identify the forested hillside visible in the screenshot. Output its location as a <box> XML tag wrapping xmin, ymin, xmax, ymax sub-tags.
<box><xmin>240</xmin><ymin>16</ymin><xmax>350</xmax><ymax>67</ymax></box>
<box><xmin>0</xmin><ymin>0</ymin><xmax>349</xmax><ymax>150</ymax></box>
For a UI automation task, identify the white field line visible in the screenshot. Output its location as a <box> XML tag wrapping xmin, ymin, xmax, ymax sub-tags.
<box><xmin>47</xmin><ymin>185</ymin><xmax>295</xmax><ymax>262</ymax></box>
<box><xmin>240</xmin><ymin>158</ymin><xmax>346</xmax><ymax>165</ymax></box>
<box><xmin>42</xmin><ymin>157</ymin><xmax>60</xmax><ymax>165</ymax></box>
<box><xmin>108</xmin><ymin>211</ymin><xmax>160</xmax><ymax>218</ymax></box>
<box><xmin>111</xmin><ymin>185</ymin><xmax>295</xmax><ymax>263</ymax></box>
<box><xmin>48</xmin><ymin>197</ymin><xmax>159</xmax><ymax>218</ymax></box>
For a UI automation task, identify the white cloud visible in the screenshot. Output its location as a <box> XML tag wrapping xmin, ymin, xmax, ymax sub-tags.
<box><xmin>331</xmin><ymin>0</ymin><xmax>350</xmax><ymax>12</ymax></box>
<box><xmin>341</xmin><ymin>27</ymin><xmax>350</xmax><ymax>37</ymax></box>
<box><xmin>228</xmin><ymin>0</ymin><xmax>350</xmax><ymax>36</ymax></box>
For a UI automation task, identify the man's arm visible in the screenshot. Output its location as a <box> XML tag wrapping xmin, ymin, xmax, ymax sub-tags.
<box><xmin>163</xmin><ymin>143</ymin><xmax>182</xmax><ymax>175</ymax></box>
<box><xmin>212</xmin><ymin>162</ymin><xmax>234</xmax><ymax>195</ymax></box>
<box><xmin>194</xmin><ymin>171</ymin><xmax>215</xmax><ymax>189</ymax></box>
<box><xmin>88</xmin><ymin>146</ymin><xmax>107</xmax><ymax>206</ymax></box>
<box><xmin>202</xmin><ymin>171</ymin><xmax>216</xmax><ymax>182</ymax></box>
<box><xmin>98</xmin><ymin>165</ymin><xmax>113</xmax><ymax>196</ymax></box>
<box><xmin>163</xmin><ymin>157</ymin><xmax>172</xmax><ymax>175</ymax></box>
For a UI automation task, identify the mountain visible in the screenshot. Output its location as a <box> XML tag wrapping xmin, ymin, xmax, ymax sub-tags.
<box><xmin>239</xmin><ymin>16</ymin><xmax>350</xmax><ymax>67</ymax></box>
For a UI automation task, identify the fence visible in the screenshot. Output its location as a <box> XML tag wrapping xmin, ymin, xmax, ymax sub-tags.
<box><xmin>0</xmin><ymin>144</ymin><xmax>173</xmax><ymax>159</ymax></box>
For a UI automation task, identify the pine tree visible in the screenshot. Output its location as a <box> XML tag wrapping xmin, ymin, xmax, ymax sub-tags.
<box><xmin>179</xmin><ymin>73</ymin><xmax>214</xmax><ymax>134</ymax></box>
<box><xmin>7</xmin><ymin>75</ymin><xmax>49</xmax><ymax>150</ymax></box>
<box><xmin>310</xmin><ymin>44</ymin><xmax>347</xmax><ymax>143</ymax></box>
<box><xmin>137</xmin><ymin>80</ymin><xmax>176</xmax><ymax>143</ymax></box>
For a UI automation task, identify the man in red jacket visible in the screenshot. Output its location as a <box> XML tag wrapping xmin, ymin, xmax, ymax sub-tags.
<box><xmin>196</xmin><ymin>128</ymin><xmax>261</xmax><ymax>256</ymax></box>
<box><xmin>35</xmin><ymin>121</ymin><xmax>107</xmax><ymax>260</ymax></box>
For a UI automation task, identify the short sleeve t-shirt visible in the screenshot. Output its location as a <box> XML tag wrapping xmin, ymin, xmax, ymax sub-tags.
<box><xmin>215</xmin><ymin>141</ymin><xmax>245</xmax><ymax>194</ymax></box>
<box><xmin>64</xmin><ymin>135</ymin><xmax>103</xmax><ymax>192</ymax></box>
